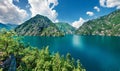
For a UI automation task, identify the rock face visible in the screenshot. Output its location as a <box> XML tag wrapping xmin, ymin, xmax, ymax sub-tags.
<box><xmin>76</xmin><ymin>10</ymin><xmax>120</xmax><ymax>36</ymax></box>
<box><xmin>15</xmin><ymin>14</ymin><xmax>64</xmax><ymax>36</ymax></box>
<box><xmin>55</xmin><ymin>22</ymin><xmax>75</xmax><ymax>34</ymax></box>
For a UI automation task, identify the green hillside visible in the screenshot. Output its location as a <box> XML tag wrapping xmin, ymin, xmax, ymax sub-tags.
<box><xmin>15</xmin><ymin>14</ymin><xmax>64</xmax><ymax>36</ymax></box>
<box><xmin>55</xmin><ymin>22</ymin><xmax>75</xmax><ymax>34</ymax></box>
<box><xmin>76</xmin><ymin>10</ymin><xmax>120</xmax><ymax>36</ymax></box>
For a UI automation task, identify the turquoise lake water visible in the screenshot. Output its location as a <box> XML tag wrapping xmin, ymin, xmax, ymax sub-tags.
<box><xmin>23</xmin><ymin>35</ymin><xmax>120</xmax><ymax>71</ymax></box>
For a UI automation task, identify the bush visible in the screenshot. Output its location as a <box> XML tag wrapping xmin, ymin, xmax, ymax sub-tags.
<box><xmin>0</xmin><ymin>30</ymin><xmax>85</xmax><ymax>71</ymax></box>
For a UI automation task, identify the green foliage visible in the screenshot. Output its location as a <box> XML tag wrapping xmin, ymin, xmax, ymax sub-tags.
<box><xmin>15</xmin><ymin>14</ymin><xmax>65</xmax><ymax>37</ymax></box>
<box><xmin>76</xmin><ymin>10</ymin><xmax>120</xmax><ymax>36</ymax></box>
<box><xmin>40</xmin><ymin>23</ymin><xmax>65</xmax><ymax>37</ymax></box>
<box><xmin>55</xmin><ymin>22</ymin><xmax>75</xmax><ymax>34</ymax></box>
<box><xmin>0</xmin><ymin>29</ymin><xmax>22</xmax><ymax>60</ymax></box>
<box><xmin>0</xmin><ymin>68</ymin><xmax>3</xmax><ymax>71</ymax></box>
<box><xmin>0</xmin><ymin>30</ymin><xmax>85</xmax><ymax>71</ymax></box>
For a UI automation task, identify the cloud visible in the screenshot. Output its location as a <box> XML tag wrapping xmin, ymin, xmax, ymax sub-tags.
<box><xmin>72</xmin><ymin>17</ymin><xmax>86</xmax><ymax>28</ymax></box>
<box><xmin>28</xmin><ymin>0</ymin><xmax>59</xmax><ymax>22</ymax></box>
<box><xmin>94</xmin><ymin>6</ymin><xmax>100</xmax><ymax>12</ymax></box>
<box><xmin>99</xmin><ymin>0</ymin><xmax>120</xmax><ymax>9</ymax></box>
<box><xmin>86</xmin><ymin>11</ymin><xmax>94</xmax><ymax>16</ymax></box>
<box><xmin>117</xmin><ymin>6</ymin><xmax>120</xmax><ymax>9</ymax></box>
<box><xmin>0</xmin><ymin>0</ymin><xmax>28</xmax><ymax>24</ymax></box>
<box><xmin>26</xmin><ymin>4</ymin><xmax>31</xmax><ymax>8</ymax></box>
<box><xmin>100</xmin><ymin>0</ymin><xmax>105</xmax><ymax>7</ymax></box>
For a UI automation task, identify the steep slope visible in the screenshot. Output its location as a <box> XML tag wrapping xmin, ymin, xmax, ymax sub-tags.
<box><xmin>76</xmin><ymin>10</ymin><xmax>120</xmax><ymax>36</ymax></box>
<box><xmin>55</xmin><ymin>22</ymin><xmax>75</xmax><ymax>34</ymax></box>
<box><xmin>15</xmin><ymin>14</ymin><xmax>64</xmax><ymax>36</ymax></box>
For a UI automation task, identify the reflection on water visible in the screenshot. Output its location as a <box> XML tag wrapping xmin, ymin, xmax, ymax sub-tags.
<box><xmin>23</xmin><ymin>35</ymin><xmax>120</xmax><ymax>71</ymax></box>
<box><xmin>72</xmin><ymin>35</ymin><xmax>83</xmax><ymax>48</ymax></box>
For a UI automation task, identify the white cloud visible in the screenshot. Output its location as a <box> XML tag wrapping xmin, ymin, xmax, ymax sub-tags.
<box><xmin>99</xmin><ymin>0</ymin><xmax>120</xmax><ymax>9</ymax></box>
<box><xmin>94</xmin><ymin>6</ymin><xmax>100</xmax><ymax>12</ymax></box>
<box><xmin>86</xmin><ymin>11</ymin><xmax>94</xmax><ymax>16</ymax></box>
<box><xmin>0</xmin><ymin>0</ymin><xmax>28</xmax><ymax>24</ymax></box>
<box><xmin>117</xmin><ymin>6</ymin><xmax>120</xmax><ymax>9</ymax></box>
<box><xmin>100</xmin><ymin>0</ymin><xmax>105</xmax><ymax>7</ymax></box>
<box><xmin>28</xmin><ymin>0</ymin><xmax>59</xmax><ymax>22</ymax></box>
<box><xmin>72</xmin><ymin>17</ymin><xmax>86</xmax><ymax>28</ymax></box>
<box><xmin>26</xmin><ymin>4</ymin><xmax>30</xmax><ymax>8</ymax></box>
<box><xmin>55</xmin><ymin>19</ymin><xmax>59</xmax><ymax>23</ymax></box>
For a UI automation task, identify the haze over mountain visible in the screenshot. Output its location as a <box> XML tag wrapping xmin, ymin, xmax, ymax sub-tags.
<box><xmin>76</xmin><ymin>10</ymin><xmax>120</xmax><ymax>36</ymax></box>
<box><xmin>0</xmin><ymin>23</ymin><xmax>17</xmax><ymax>30</ymax></box>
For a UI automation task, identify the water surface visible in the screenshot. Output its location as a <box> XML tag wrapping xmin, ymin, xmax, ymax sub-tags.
<box><xmin>23</xmin><ymin>35</ymin><xmax>120</xmax><ymax>71</ymax></box>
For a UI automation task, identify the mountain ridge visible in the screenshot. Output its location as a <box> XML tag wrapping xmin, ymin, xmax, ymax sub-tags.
<box><xmin>75</xmin><ymin>10</ymin><xmax>120</xmax><ymax>36</ymax></box>
<box><xmin>15</xmin><ymin>14</ymin><xmax>65</xmax><ymax>36</ymax></box>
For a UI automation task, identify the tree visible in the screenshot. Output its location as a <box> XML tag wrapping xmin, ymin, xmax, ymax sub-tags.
<box><xmin>0</xmin><ymin>30</ymin><xmax>86</xmax><ymax>71</ymax></box>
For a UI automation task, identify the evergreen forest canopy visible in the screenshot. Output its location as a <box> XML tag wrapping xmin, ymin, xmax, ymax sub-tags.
<box><xmin>75</xmin><ymin>10</ymin><xmax>120</xmax><ymax>36</ymax></box>
<box><xmin>0</xmin><ymin>29</ymin><xmax>85</xmax><ymax>71</ymax></box>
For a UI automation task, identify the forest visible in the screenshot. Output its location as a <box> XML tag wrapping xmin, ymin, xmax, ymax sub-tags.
<box><xmin>0</xmin><ymin>29</ymin><xmax>85</xmax><ymax>71</ymax></box>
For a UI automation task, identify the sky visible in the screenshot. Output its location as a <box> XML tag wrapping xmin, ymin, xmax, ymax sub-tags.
<box><xmin>0</xmin><ymin>0</ymin><xmax>120</xmax><ymax>28</ymax></box>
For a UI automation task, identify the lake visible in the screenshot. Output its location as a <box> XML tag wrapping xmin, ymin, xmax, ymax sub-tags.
<box><xmin>23</xmin><ymin>35</ymin><xmax>120</xmax><ymax>71</ymax></box>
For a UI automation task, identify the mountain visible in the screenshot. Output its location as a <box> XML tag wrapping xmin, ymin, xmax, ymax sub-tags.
<box><xmin>76</xmin><ymin>10</ymin><xmax>120</xmax><ymax>36</ymax></box>
<box><xmin>55</xmin><ymin>22</ymin><xmax>75</xmax><ymax>34</ymax></box>
<box><xmin>6</xmin><ymin>24</ymin><xmax>18</xmax><ymax>29</ymax></box>
<box><xmin>15</xmin><ymin>14</ymin><xmax>64</xmax><ymax>36</ymax></box>
<box><xmin>0</xmin><ymin>23</ymin><xmax>9</xmax><ymax>29</ymax></box>
<box><xmin>0</xmin><ymin>23</ymin><xmax>17</xmax><ymax>30</ymax></box>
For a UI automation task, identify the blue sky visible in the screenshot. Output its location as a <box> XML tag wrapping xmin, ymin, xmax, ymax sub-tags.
<box><xmin>55</xmin><ymin>0</ymin><xmax>116</xmax><ymax>23</ymax></box>
<box><xmin>0</xmin><ymin>0</ymin><xmax>119</xmax><ymax>28</ymax></box>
